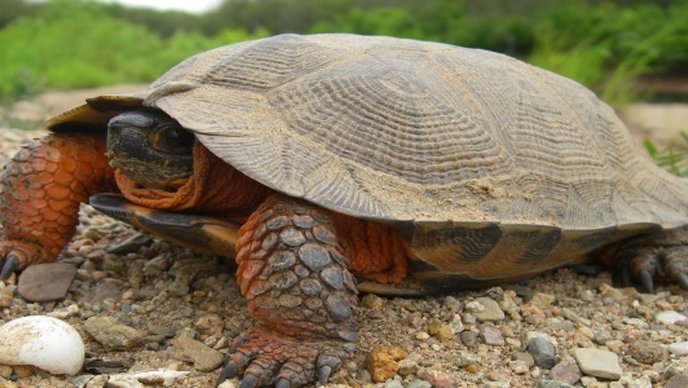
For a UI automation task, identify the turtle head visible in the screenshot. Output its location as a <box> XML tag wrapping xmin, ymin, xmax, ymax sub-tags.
<box><xmin>107</xmin><ymin>110</ymin><xmax>195</xmax><ymax>189</ymax></box>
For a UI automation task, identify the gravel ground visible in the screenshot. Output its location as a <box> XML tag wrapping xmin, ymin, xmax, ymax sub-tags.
<box><xmin>0</xmin><ymin>89</ymin><xmax>687</xmax><ymax>388</ymax></box>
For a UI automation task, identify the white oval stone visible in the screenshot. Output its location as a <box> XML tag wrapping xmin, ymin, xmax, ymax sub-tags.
<box><xmin>0</xmin><ymin>315</ymin><xmax>85</xmax><ymax>375</ymax></box>
<box><xmin>669</xmin><ymin>341</ymin><xmax>688</xmax><ymax>356</ymax></box>
<box><xmin>655</xmin><ymin>310</ymin><xmax>687</xmax><ymax>325</ymax></box>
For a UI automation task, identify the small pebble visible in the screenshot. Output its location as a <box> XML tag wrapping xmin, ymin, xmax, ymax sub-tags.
<box><xmin>194</xmin><ymin>314</ymin><xmax>224</xmax><ymax>338</ymax></box>
<box><xmin>510</xmin><ymin>360</ymin><xmax>529</xmax><ymax>374</ymax></box>
<box><xmin>12</xmin><ymin>365</ymin><xmax>35</xmax><ymax>378</ymax></box>
<box><xmin>573</xmin><ymin>348</ymin><xmax>623</xmax><ymax>380</ymax></box>
<box><xmin>482</xmin><ymin>326</ymin><xmax>505</xmax><ymax>345</ymax></box>
<box><xmin>0</xmin><ymin>286</ymin><xmax>14</xmax><ymax>307</ymax></box>
<box><xmin>362</xmin><ymin>294</ymin><xmax>384</xmax><ymax>309</ymax></box>
<box><xmin>427</xmin><ymin>319</ymin><xmax>454</xmax><ymax>342</ymax></box>
<box><xmin>455</xmin><ymin>351</ymin><xmax>479</xmax><ymax>367</ymax></box>
<box><xmin>536</xmin><ymin>380</ymin><xmax>576</xmax><ymax>388</ymax></box>
<box><xmin>83</xmin><ymin>316</ymin><xmax>144</xmax><ymax>351</ymax></box>
<box><xmin>461</xmin><ymin>331</ymin><xmax>479</xmax><ymax>347</ymax></box>
<box><xmin>512</xmin><ymin>351</ymin><xmax>534</xmax><ymax>368</ymax></box>
<box><xmin>406</xmin><ymin>379</ymin><xmax>432</xmax><ymax>388</ymax></box>
<box><xmin>383</xmin><ymin>379</ymin><xmax>403</xmax><ymax>388</ymax></box>
<box><xmin>622</xmin><ymin>317</ymin><xmax>649</xmax><ymax>329</ymax></box>
<box><xmin>397</xmin><ymin>359</ymin><xmax>419</xmax><ymax>376</ymax></box>
<box><xmin>366</xmin><ymin>346</ymin><xmax>407</xmax><ymax>383</ymax></box>
<box><xmin>668</xmin><ymin>341</ymin><xmax>688</xmax><ymax>356</ymax></box>
<box><xmin>527</xmin><ymin>336</ymin><xmax>555</xmax><ymax>369</ymax></box>
<box><xmin>450</xmin><ymin>314</ymin><xmax>464</xmax><ymax>333</ymax></box>
<box><xmin>549</xmin><ymin>356</ymin><xmax>582</xmax><ymax>385</ymax></box>
<box><xmin>666</xmin><ymin>374</ymin><xmax>688</xmax><ymax>388</ymax></box>
<box><xmin>442</xmin><ymin>296</ymin><xmax>462</xmax><ymax>312</ymax></box>
<box><xmin>46</xmin><ymin>303</ymin><xmax>80</xmax><ymax>319</ymax></box>
<box><xmin>483</xmin><ymin>382</ymin><xmax>510</xmax><ymax>388</ymax></box>
<box><xmin>627</xmin><ymin>340</ymin><xmax>667</xmax><ymax>364</ymax></box>
<box><xmin>212</xmin><ymin>335</ymin><xmax>229</xmax><ymax>350</ymax></box>
<box><xmin>469</xmin><ymin>297</ymin><xmax>505</xmax><ymax>321</ymax></box>
<box><xmin>620</xmin><ymin>375</ymin><xmax>652</xmax><ymax>388</ymax></box>
<box><xmin>416</xmin><ymin>368</ymin><xmax>454</xmax><ymax>388</ymax></box>
<box><xmin>17</xmin><ymin>263</ymin><xmax>77</xmax><ymax>302</ymax></box>
<box><xmin>655</xmin><ymin>310</ymin><xmax>687</xmax><ymax>325</ymax></box>
<box><xmin>415</xmin><ymin>331</ymin><xmax>430</xmax><ymax>340</ymax></box>
<box><xmin>170</xmin><ymin>335</ymin><xmax>224</xmax><ymax>372</ymax></box>
<box><xmin>529</xmin><ymin>292</ymin><xmax>556</xmax><ymax>308</ymax></box>
<box><xmin>0</xmin><ymin>364</ymin><xmax>12</xmax><ymax>378</ymax></box>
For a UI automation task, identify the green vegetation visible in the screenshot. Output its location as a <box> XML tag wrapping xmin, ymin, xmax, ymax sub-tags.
<box><xmin>1</xmin><ymin>0</ymin><xmax>687</xmax><ymax>105</ymax></box>
<box><xmin>0</xmin><ymin>0</ymin><xmax>265</xmax><ymax>100</ymax></box>
<box><xmin>645</xmin><ymin>134</ymin><xmax>688</xmax><ymax>177</ymax></box>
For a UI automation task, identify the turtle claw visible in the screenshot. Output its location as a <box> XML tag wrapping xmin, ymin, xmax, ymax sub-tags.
<box><xmin>238</xmin><ymin>374</ymin><xmax>258</xmax><ymax>388</ymax></box>
<box><xmin>0</xmin><ymin>254</ymin><xmax>19</xmax><ymax>280</ymax></box>
<box><xmin>275</xmin><ymin>378</ymin><xmax>291</xmax><ymax>388</ymax></box>
<box><xmin>215</xmin><ymin>361</ymin><xmax>238</xmax><ymax>387</ymax></box>
<box><xmin>612</xmin><ymin>243</ymin><xmax>688</xmax><ymax>292</ymax></box>
<box><xmin>676</xmin><ymin>273</ymin><xmax>688</xmax><ymax>290</ymax></box>
<box><xmin>612</xmin><ymin>250</ymin><xmax>659</xmax><ymax>292</ymax></box>
<box><xmin>638</xmin><ymin>269</ymin><xmax>654</xmax><ymax>293</ymax></box>
<box><xmin>0</xmin><ymin>240</ymin><xmax>52</xmax><ymax>281</ymax></box>
<box><xmin>216</xmin><ymin>325</ymin><xmax>352</xmax><ymax>387</ymax></box>
<box><xmin>317</xmin><ymin>365</ymin><xmax>332</xmax><ymax>386</ymax></box>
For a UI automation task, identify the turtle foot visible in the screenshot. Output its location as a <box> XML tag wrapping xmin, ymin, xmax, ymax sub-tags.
<box><xmin>0</xmin><ymin>240</ymin><xmax>48</xmax><ymax>280</ymax></box>
<box><xmin>216</xmin><ymin>325</ymin><xmax>353</xmax><ymax>387</ymax></box>
<box><xmin>611</xmin><ymin>245</ymin><xmax>688</xmax><ymax>293</ymax></box>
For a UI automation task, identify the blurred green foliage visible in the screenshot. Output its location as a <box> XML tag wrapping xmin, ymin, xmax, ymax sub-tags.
<box><xmin>1</xmin><ymin>0</ymin><xmax>687</xmax><ymax>104</ymax></box>
<box><xmin>0</xmin><ymin>0</ymin><xmax>265</xmax><ymax>100</ymax></box>
<box><xmin>645</xmin><ymin>133</ymin><xmax>688</xmax><ymax>177</ymax></box>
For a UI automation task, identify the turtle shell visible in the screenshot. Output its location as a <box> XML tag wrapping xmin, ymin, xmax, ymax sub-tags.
<box><xmin>48</xmin><ymin>34</ymin><xmax>688</xmax><ymax>286</ymax></box>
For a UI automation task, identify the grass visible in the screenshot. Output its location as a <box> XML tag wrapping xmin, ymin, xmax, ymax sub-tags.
<box><xmin>644</xmin><ymin>133</ymin><xmax>688</xmax><ymax>177</ymax></box>
<box><xmin>0</xmin><ymin>0</ymin><xmax>264</xmax><ymax>102</ymax></box>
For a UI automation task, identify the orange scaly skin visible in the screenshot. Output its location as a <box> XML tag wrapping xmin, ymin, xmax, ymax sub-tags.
<box><xmin>0</xmin><ymin>133</ymin><xmax>115</xmax><ymax>268</ymax></box>
<box><xmin>330</xmin><ymin>213</ymin><xmax>409</xmax><ymax>283</ymax></box>
<box><xmin>228</xmin><ymin>194</ymin><xmax>358</xmax><ymax>385</ymax></box>
<box><xmin>116</xmin><ymin>141</ymin><xmax>273</xmax><ymax>222</ymax></box>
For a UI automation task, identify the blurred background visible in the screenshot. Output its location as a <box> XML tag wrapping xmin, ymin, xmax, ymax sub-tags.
<box><xmin>1</xmin><ymin>0</ymin><xmax>687</xmax><ymax>168</ymax></box>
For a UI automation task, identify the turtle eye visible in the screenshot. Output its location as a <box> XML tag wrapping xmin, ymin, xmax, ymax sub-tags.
<box><xmin>150</xmin><ymin>124</ymin><xmax>195</xmax><ymax>154</ymax></box>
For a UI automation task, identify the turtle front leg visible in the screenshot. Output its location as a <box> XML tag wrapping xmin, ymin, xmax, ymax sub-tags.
<box><xmin>608</xmin><ymin>226</ymin><xmax>688</xmax><ymax>292</ymax></box>
<box><xmin>0</xmin><ymin>133</ymin><xmax>115</xmax><ymax>278</ymax></box>
<box><xmin>218</xmin><ymin>194</ymin><xmax>358</xmax><ymax>387</ymax></box>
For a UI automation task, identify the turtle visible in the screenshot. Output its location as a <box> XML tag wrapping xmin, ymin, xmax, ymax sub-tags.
<box><xmin>1</xmin><ymin>33</ymin><xmax>688</xmax><ymax>386</ymax></box>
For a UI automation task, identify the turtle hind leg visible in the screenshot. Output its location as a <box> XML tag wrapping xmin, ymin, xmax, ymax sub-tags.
<box><xmin>217</xmin><ymin>194</ymin><xmax>357</xmax><ymax>387</ymax></box>
<box><xmin>608</xmin><ymin>226</ymin><xmax>688</xmax><ymax>293</ymax></box>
